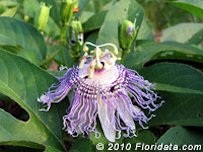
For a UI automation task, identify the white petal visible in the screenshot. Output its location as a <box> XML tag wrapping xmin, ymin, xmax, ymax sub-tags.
<box><xmin>117</xmin><ymin>99</ymin><xmax>135</xmax><ymax>130</ymax></box>
<box><xmin>98</xmin><ymin>100</ymin><xmax>116</xmax><ymax>142</ymax></box>
<box><xmin>131</xmin><ymin>105</ymin><xmax>141</xmax><ymax>114</ymax></box>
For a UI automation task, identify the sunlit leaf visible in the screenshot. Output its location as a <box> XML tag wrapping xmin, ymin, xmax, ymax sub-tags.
<box><xmin>160</xmin><ymin>23</ymin><xmax>203</xmax><ymax>43</ymax></box>
<box><xmin>0</xmin><ymin>7</ymin><xmax>17</xmax><ymax>17</ymax></box>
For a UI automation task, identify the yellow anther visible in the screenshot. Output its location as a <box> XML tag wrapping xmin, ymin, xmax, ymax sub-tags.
<box><xmin>90</xmin><ymin>50</ymin><xmax>94</xmax><ymax>54</ymax></box>
<box><xmin>80</xmin><ymin>42</ymin><xmax>120</xmax><ymax>78</ymax></box>
<box><xmin>83</xmin><ymin>45</ymin><xmax>89</xmax><ymax>52</ymax></box>
<box><xmin>95</xmin><ymin>62</ymin><xmax>103</xmax><ymax>69</ymax></box>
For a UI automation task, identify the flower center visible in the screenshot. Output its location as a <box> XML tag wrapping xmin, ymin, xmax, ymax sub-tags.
<box><xmin>78</xmin><ymin>42</ymin><xmax>120</xmax><ymax>79</ymax></box>
<box><xmin>84</xmin><ymin>65</ymin><xmax>119</xmax><ymax>86</ymax></box>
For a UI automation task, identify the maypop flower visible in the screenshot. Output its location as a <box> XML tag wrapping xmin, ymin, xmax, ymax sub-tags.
<box><xmin>38</xmin><ymin>42</ymin><xmax>164</xmax><ymax>142</ymax></box>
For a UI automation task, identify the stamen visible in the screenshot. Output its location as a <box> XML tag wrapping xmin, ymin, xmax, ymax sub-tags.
<box><xmin>79</xmin><ymin>42</ymin><xmax>120</xmax><ymax>79</ymax></box>
<box><xmin>79</xmin><ymin>53</ymin><xmax>88</xmax><ymax>69</ymax></box>
<box><xmin>95</xmin><ymin>47</ymin><xmax>103</xmax><ymax>70</ymax></box>
<box><xmin>89</xmin><ymin>59</ymin><xmax>96</xmax><ymax>79</ymax></box>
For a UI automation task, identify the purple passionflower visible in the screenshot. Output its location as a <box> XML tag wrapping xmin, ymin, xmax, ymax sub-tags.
<box><xmin>38</xmin><ymin>42</ymin><xmax>164</xmax><ymax>142</ymax></box>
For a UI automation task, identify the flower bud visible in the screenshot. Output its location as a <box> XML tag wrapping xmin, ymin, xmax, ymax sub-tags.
<box><xmin>119</xmin><ymin>20</ymin><xmax>137</xmax><ymax>52</ymax></box>
<box><xmin>38</xmin><ymin>3</ymin><xmax>52</xmax><ymax>31</ymax></box>
<box><xmin>61</xmin><ymin>0</ymin><xmax>78</xmax><ymax>24</ymax></box>
<box><xmin>83</xmin><ymin>45</ymin><xmax>89</xmax><ymax>53</ymax></box>
<box><xmin>68</xmin><ymin>20</ymin><xmax>84</xmax><ymax>58</ymax></box>
<box><xmin>69</xmin><ymin>21</ymin><xmax>83</xmax><ymax>46</ymax></box>
<box><xmin>72</xmin><ymin>20</ymin><xmax>83</xmax><ymax>33</ymax></box>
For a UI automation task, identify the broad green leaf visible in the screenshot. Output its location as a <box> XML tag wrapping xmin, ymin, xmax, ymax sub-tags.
<box><xmin>160</xmin><ymin>23</ymin><xmax>203</xmax><ymax>43</ymax></box>
<box><xmin>84</xmin><ymin>0</ymin><xmax>112</xmax><ymax>14</ymax></box>
<box><xmin>171</xmin><ymin>0</ymin><xmax>203</xmax><ymax>19</ymax></box>
<box><xmin>80</xmin><ymin>11</ymin><xmax>95</xmax><ymax>23</ymax></box>
<box><xmin>83</xmin><ymin>10</ymin><xmax>107</xmax><ymax>33</ymax></box>
<box><xmin>0</xmin><ymin>50</ymin><xmax>68</xmax><ymax>151</ymax></box>
<box><xmin>139</xmin><ymin>63</ymin><xmax>203</xmax><ymax>126</ymax></box>
<box><xmin>137</xmin><ymin>18</ymin><xmax>153</xmax><ymax>40</ymax></box>
<box><xmin>0</xmin><ymin>17</ymin><xmax>47</xmax><ymax>65</ymax></box>
<box><xmin>92</xmin><ymin>0</ymin><xmax>112</xmax><ymax>13</ymax></box>
<box><xmin>158</xmin><ymin>126</ymin><xmax>203</xmax><ymax>145</ymax></box>
<box><xmin>124</xmin><ymin>42</ymin><xmax>203</xmax><ymax>69</ymax></box>
<box><xmin>96</xmin><ymin>0</ymin><xmax>144</xmax><ymax>47</ymax></box>
<box><xmin>76</xmin><ymin>0</ymin><xmax>91</xmax><ymax>18</ymax></box>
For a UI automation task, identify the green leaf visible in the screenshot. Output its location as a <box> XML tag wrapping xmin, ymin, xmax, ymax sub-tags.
<box><xmin>76</xmin><ymin>0</ymin><xmax>91</xmax><ymax>17</ymax></box>
<box><xmin>136</xmin><ymin>19</ymin><xmax>153</xmax><ymax>40</ymax></box>
<box><xmin>139</xmin><ymin>62</ymin><xmax>203</xmax><ymax>126</ymax></box>
<box><xmin>0</xmin><ymin>50</ymin><xmax>67</xmax><ymax>151</ymax></box>
<box><xmin>23</xmin><ymin>0</ymin><xmax>40</xmax><ymax>22</ymax></box>
<box><xmin>70</xmin><ymin>138</ymin><xmax>94</xmax><ymax>152</ymax></box>
<box><xmin>0</xmin><ymin>0</ymin><xmax>17</xmax><ymax>7</ymax></box>
<box><xmin>45</xmin><ymin>17</ymin><xmax>60</xmax><ymax>37</ymax></box>
<box><xmin>124</xmin><ymin>42</ymin><xmax>203</xmax><ymax>69</ymax></box>
<box><xmin>171</xmin><ymin>0</ymin><xmax>203</xmax><ymax>19</ymax></box>
<box><xmin>84</xmin><ymin>0</ymin><xmax>112</xmax><ymax>14</ymax></box>
<box><xmin>0</xmin><ymin>7</ymin><xmax>17</xmax><ymax>17</ymax></box>
<box><xmin>83</xmin><ymin>10</ymin><xmax>107</xmax><ymax>33</ymax></box>
<box><xmin>158</xmin><ymin>126</ymin><xmax>203</xmax><ymax>145</ymax></box>
<box><xmin>96</xmin><ymin>0</ymin><xmax>144</xmax><ymax>46</ymax></box>
<box><xmin>80</xmin><ymin>11</ymin><xmax>95</xmax><ymax>23</ymax></box>
<box><xmin>124</xmin><ymin>130</ymin><xmax>156</xmax><ymax>144</ymax></box>
<box><xmin>187</xmin><ymin>29</ymin><xmax>203</xmax><ymax>45</ymax></box>
<box><xmin>0</xmin><ymin>17</ymin><xmax>47</xmax><ymax>65</ymax></box>
<box><xmin>160</xmin><ymin>23</ymin><xmax>203</xmax><ymax>43</ymax></box>
<box><xmin>84</xmin><ymin>11</ymin><xmax>153</xmax><ymax>41</ymax></box>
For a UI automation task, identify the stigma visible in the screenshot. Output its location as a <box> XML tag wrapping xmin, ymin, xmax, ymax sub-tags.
<box><xmin>78</xmin><ymin>42</ymin><xmax>119</xmax><ymax>79</ymax></box>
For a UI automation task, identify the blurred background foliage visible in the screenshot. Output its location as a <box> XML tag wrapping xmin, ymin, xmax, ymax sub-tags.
<box><xmin>137</xmin><ymin>0</ymin><xmax>202</xmax><ymax>31</ymax></box>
